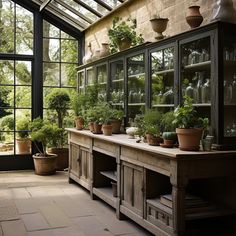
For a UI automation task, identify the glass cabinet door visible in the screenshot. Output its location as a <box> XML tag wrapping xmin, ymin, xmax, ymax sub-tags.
<box><xmin>151</xmin><ymin>46</ymin><xmax>174</xmax><ymax>111</ymax></box>
<box><xmin>109</xmin><ymin>59</ymin><xmax>124</xmax><ymax>108</ymax></box>
<box><xmin>127</xmin><ymin>53</ymin><xmax>145</xmax><ymax>121</ymax></box>
<box><xmin>97</xmin><ymin>64</ymin><xmax>107</xmax><ymax>102</ymax></box>
<box><xmin>180</xmin><ymin>37</ymin><xmax>211</xmax><ymax>121</ymax></box>
<box><xmin>86</xmin><ymin>67</ymin><xmax>95</xmax><ymax>88</ymax></box>
<box><xmin>77</xmin><ymin>69</ymin><xmax>85</xmax><ymax>93</ymax></box>
<box><xmin>223</xmin><ymin>39</ymin><xmax>236</xmax><ymax>138</ymax></box>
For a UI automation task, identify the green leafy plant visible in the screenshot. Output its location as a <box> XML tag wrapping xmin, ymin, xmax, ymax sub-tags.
<box><xmin>30</xmin><ymin>117</ymin><xmax>61</xmax><ymax>156</ymax></box>
<box><xmin>173</xmin><ymin>96</ymin><xmax>209</xmax><ymax>129</ymax></box>
<box><xmin>160</xmin><ymin>111</ymin><xmax>176</xmax><ymax>132</ymax></box>
<box><xmin>145</xmin><ymin>123</ymin><xmax>160</xmax><ymax>137</ymax></box>
<box><xmin>108</xmin><ymin>16</ymin><xmax>144</xmax><ymax>53</ymax></box>
<box><xmin>70</xmin><ymin>91</ymin><xmax>87</xmax><ymax>117</ymax></box>
<box><xmin>16</xmin><ymin>117</ymin><xmax>30</xmax><ymax>139</ymax></box>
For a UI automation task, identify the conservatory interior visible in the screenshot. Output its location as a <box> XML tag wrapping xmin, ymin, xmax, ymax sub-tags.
<box><xmin>0</xmin><ymin>0</ymin><xmax>236</xmax><ymax>235</ymax></box>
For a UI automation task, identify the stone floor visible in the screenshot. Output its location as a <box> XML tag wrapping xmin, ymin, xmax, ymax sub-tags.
<box><xmin>0</xmin><ymin>171</ymin><xmax>153</xmax><ymax>236</ymax></box>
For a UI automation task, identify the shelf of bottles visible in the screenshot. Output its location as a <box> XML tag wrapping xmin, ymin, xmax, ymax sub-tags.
<box><xmin>109</xmin><ymin>60</ymin><xmax>124</xmax><ymax>108</ymax></box>
<box><xmin>180</xmin><ymin>37</ymin><xmax>211</xmax><ymax>120</ymax></box>
<box><xmin>151</xmin><ymin>46</ymin><xmax>174</xmax><ymax>110</ymax></box>
<box><xmin>127</xmin><ymin>53</ymin><xmax>145</xmax><ymax>120</ymax></box>
<box><xmin>97</xmin><ymin>64</ymin><xmax>108</xmax><ymax>103</ymax></box>
<box><xmin>223</xmin><ymin>40</ymin><xmax>236</xmax><ymax>137</ymax></box>
<box><xmin>77</xmin><ymin>69</ymin><xmax>85</xmax><ymax>93</ymax></box>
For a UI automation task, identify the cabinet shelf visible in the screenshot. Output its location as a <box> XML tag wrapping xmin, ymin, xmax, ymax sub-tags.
<box><xmin>152</xmin><ymin>104</ymin><xmax>175</xmax><ymax>108</ymax></box>
<box><xmin>193</xmin><ymin>103</ymin><xmax>211</xmax><ymax>107</ymax></box>
<box><xmin>93</xmin><ymin>187</ymin><xmax>117</xmax><ymax>208</ymax></box>
<box><xmin>99</xmin><ymin>82</ymin><xmax>107</xmax><ymax>85</ymax></box>
<box><xmin>128</xmin><ymin>72</ymin><xmax>145</xmax><ymax>79</ymax></box>
<box><xmin>224</xmin><ymin>60</ymin><xmax>236</xmax><ymax>67</ymax></box>
<box><xmin>100</xmin><ymin>170</ymin><xmax>117</xmax><ymax>181</ymax></box>
<box><xmin>128</xmin><ymin>103</ymin><xmax>145</xmax><ymax>106</ymax></box>
<box><xmin>224</xmin><ymin>103</ymin><xmax>236</xmax><ymax>106</ymax></box>
<box><xmin>146</xmin><ymin>198</ymin><xmax>235</xmax><ymax>221</ymax></box>
<box><xmin>154</xmin><ymin>68</ymin><xmax>174</xmax><ymax>75</ymax></box>
<box><xmin>184</xmin><ymin>61</ymin><xmax>211</xmax><ymax>71</ymax></box>
<box><xmin>112</xmin><ymin>79</ymin><xmax>124</xmax><ymax>83</ymax></box>
<box><xmin>111</xmin><ymin>102</ymin><xmax>124</xmax><ymax>106</ymax></box>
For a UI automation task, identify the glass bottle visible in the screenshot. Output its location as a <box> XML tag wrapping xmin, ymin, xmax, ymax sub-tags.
<box><xmin>163</xmin><ymin>88</ymin><xmax>174</xmax><ymax>104</ymax></box>
<box><xmin>232</xmin><ymin>74</ymin><xmax>236</xmax><ymax>103</ymax></box>
<box><xmin>157</xmin><ymin>91</ymin><xmax>163</xmax><ymax>104</ymax></box>
<box><xmin>224</xmin><ymin>80</ymin><xmax>232</xmax><ymax>104</ymax></box>
<box><xmin>128</xmin><ymin>90</ymin><xmax>133</xmax><ymax>103</ymax></box>
<box><xmin>185</xmin><ymin>83</ymin><xmax>195</xmax><ymax>100</ymax></box>
<box><xmin>196</xmin><ymin>72</ymin><xmax>204</xmax><ymax>103</ymax></box>
<box><xmin>201</xmin><ymin>78</ymin><xmax>211</xmax><ymax>103</ymax></box>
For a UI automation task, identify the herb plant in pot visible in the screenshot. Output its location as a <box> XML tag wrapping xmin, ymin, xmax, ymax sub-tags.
<box><xmin>108</xmin><ymin>16</ymin><xmax>144</xmax><ymax>53</ymax></box>
<box><xmin>173</xmin><ymin>96</ymin><xmax>209</xmax><ymax>151</ymax></box>
<box><xmin>30</xmin><ymin>117</ymin><xmax>61</xmax><ymax>175</ymax></box>
<box><xmin>110</xmin><ymin>108</ymin><xmax>124</xmax><ymax>133</ymax></box>
<box><xmin>16</xmin><ymin>117</ymin><xmax>31</xmax><ymax>154</ymax></box>
<box><xmin>46</xmin><ymin>89</ymin><xmax>70</xmax><ymax>170</ymax></box>
<box><xmin>160</xmin><ymin>111</ymin><xmax>177</xmax><ymax>148</ymax></box>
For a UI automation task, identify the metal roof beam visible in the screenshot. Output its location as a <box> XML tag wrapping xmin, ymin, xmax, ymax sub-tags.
<box><xmin>73</xmin><ymin>0</ymin><xmax>103</xmax><ymax>18</ymax></box>
<box><xmin>93</xmin><ymin>0</ymin><xmax>112</xmax><ymax>11</ymax></box>
<box><xmin>40</xmin><ymin>0</ymin><xmax>53</xmax><ymax>11</ymax></box>
<box><xmin>54</xmin><ymin>0</ymin><xmax>93</xmax><ymax>24</ymax></box>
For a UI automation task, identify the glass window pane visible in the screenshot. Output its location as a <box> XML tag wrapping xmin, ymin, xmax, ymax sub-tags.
<box><xmin>16</xmin><ymin>61</ymin><xmax>32</xmax><ymax>85</ymax></box>
<box><xmin>1</xmin><ymin>86</ymin><xmax>14</xmax><ymax>107</ymax></box>
<box><xmin>61</xmin><ymin>40</ymin><xmax>78</xmax><ymax>63</ymax></box>
<box><xmin>43</xmin><ymin>87</ymin><xmax>58</xmax><ymax>108</ymax></box>
<box><xmin>0</xmin><ymin>0</ymin><xmax>14</xmax><ymax>53</ymax></box>
<box><xmin>0</xmin><ymin>111</ymin><xmax>14</xmax><ymax>131</ymax></box>
<box><xmin>61</xmin><ymin>63</ymin><xmax>77</xmax><ymax>87</ymax></box>
<box><xmin>15</xmin><ymin>86</ymin><xmax>31</xmax><ymax>108</ymax></box>
<box><xmin>0</xmin><ymin>131</ymin><xmax>14</xmax><ymax>155</ymax></box>
<box><xmin>43</xmin><ymin>63</ymin><xmax>60</xmax><ymax>86</ymax></box>
<box><xmin>43</xmin><ymin>20</ymin><xmax>60</xmax><ymax>38</ymax></box>
<box><xmin>61</xmin><ymin>31</ymin><xmax>74</xmax><ymax>39</ymax></box>
<box><xmin>0</xmin><ymin>60</ymin><xmax>14</xmax><ymax>85</ymax></box>
<box><xmin>43</xmin><ymin>38</ymin><xmax>60</xmax><ymax>62</ymax></box>
<box><xmin>16</xmin><ymin>5</ymin><xmax>33</xmax><ymax>55</ymax></box>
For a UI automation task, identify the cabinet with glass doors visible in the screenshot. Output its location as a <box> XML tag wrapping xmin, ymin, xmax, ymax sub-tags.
<box><xmin>96</xmin><ymin>63</ymin><xmax>108</xmax><ymax>102</ymax></box>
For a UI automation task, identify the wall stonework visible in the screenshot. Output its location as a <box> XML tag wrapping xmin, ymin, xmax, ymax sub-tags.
<box><xmin>84</xmin><ymin>0</ymin><xmax>236</xmax><ymax>54</ymax></box>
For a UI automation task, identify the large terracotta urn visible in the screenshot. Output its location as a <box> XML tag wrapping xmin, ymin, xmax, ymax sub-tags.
<box><xmin>186</xmin><ymin>6</ymin><xmax>203</xmax><ymax>29</ymax></box>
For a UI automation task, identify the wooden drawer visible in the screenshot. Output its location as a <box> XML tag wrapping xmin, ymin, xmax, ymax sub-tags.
<box><xmin>70</xmin><ymin>132</ymin><xmax>92</xmax><ymax>149</ymax></box>
<box><xmin>93</xmin><ymin>139</ymin><xmax>119</xmax><ymax>157</ymax></box>
<box><xmin>120</xmin><ymin>146</ymin><xmax>170</xmax><ymax>176</ymax></box>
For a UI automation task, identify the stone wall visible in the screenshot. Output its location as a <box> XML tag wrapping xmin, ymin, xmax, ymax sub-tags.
<box><xmin>84</xmin><ymin>0</ymin><xmax>236</xmax><ymax>54</ymax></box>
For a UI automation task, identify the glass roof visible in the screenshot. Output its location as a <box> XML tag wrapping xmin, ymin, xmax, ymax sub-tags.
<box><xmin>30</xmin><ymin>0</ymin><xmax>126</xmax><ymax>31</ymax></box>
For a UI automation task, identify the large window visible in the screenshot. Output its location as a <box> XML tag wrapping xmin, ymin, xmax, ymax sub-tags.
<box><xmin>0</xmin><ymin>1</ymin><xmax>33</xmax><ymax>156</ymax></box>
<box><xmin>43</xmin><ymin>20</ymin><xmax>78</xmax><ymax>128</ymax></box>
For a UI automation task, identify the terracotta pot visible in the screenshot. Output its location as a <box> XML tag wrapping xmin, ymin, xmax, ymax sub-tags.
<box><xmin>146</xmin><ymin>134</ymin><xmax>162</xmax><ymax>146</ymax></box>
<box><xmin>164</xmin><ymin>139</ymin><xmax>175</xmax><ymax>146</ymax></box>
<box><xmin>102</xmin><ymin>124</ymin><xmax>113</xmax><ymax>136</ymax></box>
<box><xmin>75</xmin><ymin>116</ymin><xmax>84</xmax><ymax>130</ymax></box>
<box><xmin>48</xmin><ymin>147</ymin><xmax>68</xmax><ymax>170</ymax></box>
<box><xmin>176</xmin><ymin>128</ymin><xmax>203</xmax><ymax>151</ymax></box>
<box><xmin>93</xmin><ymin>123</ymin><xmax>102</xmax><ymax>134</ymax></box>
<box><xmin>150</xmin><ymin>17</ymin><xmax>169</xmax><ymax>40</ymax></box>
<box><xmin>118</xmin><ymin>38</ymin><xmax>132</xmax><ymax>51</ymax></box>
<box><xmin>100</xmin><ymin>43</ymin><xmax>110</xmax><ymax>57</ymax></box>
<box><xmin>111</xmin><ymin>120</ymin><xmax>122</xmax><ymax>134</ymax></box>
<box><xmin>186</xmin><ymin>6</ymin><xmax>203</xmax><ymax>28</ymax></box>
<box><xmin>33</xmin><ymin>153</ymin><xmax>57</xmax><ymax>175</ymax></box>
<box><xmin>88</xmin><ymin>122</ymin><xmax>94</xmax><ymax>132</ymax></box>
<box><xmin>16</xmin><ymin>138</ymin><xmax>31</xmax><ymax>154</ymax></box>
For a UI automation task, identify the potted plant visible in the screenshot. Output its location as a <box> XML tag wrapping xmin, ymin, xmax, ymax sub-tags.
<box><xmin>16</xmin><ymin>117</ymin><xmax>31</xmax><ymax>154</ymax></box>
<box><xmin>143</xmin><ymin>109</ymin><xmax>163</xmax><ymax>146</ymax></box>
<box><xmin>108</xmin><ymin>16</ymin><xmax>144</xmax><ymax>53</ymax></box>
<box><xmin>71</xmin><ymin>91</ymin><xmax>86</xmax><ymax>130</ymax></box>
<box><xmin>173</xmin><ymin>96</ymin><xmax>209</xmax><ymax>151</ymax></box>
<box><xmin>30</xmin><ymin>117</ymin><xmax>61</xmax><ymax>175</ymax></box>
<box><xmin>110</xmin><ymin>107</ymin><xmax>124</xmax><ymax>133</ymax></box>
<box><xmin>46</xmin><ymin>89</ymin><xmax>70</xmax><ymax>170</ymax></box>
<box><xmin>160</xmin><ymin>111</ymin><xmax>177</xmax><ymax>148</ymax></box>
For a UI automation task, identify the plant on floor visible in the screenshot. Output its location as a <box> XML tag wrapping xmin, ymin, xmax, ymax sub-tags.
<box><xmin>108</xmin><ymin>16</ymin><xmax>144</xmax><ymax>53</ymax></box>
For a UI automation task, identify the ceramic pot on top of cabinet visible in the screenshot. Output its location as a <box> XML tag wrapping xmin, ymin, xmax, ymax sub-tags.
<box><xmin>186</xmin><ymin>5</ymin><xmax>203</xmax><ymax>28</ymax></box>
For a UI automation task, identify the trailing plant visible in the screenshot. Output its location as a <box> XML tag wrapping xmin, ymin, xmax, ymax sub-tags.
<box><xmin>108</xmin><ymin>16</ymin><xmax>144</xmax><ymax>53</ymax></box>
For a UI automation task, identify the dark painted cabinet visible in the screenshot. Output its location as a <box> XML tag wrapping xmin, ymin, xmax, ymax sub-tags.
<box><xmin>77</xmin><ymin>22</ymin><xmax>236</xmax><ymax>149</ymax></box>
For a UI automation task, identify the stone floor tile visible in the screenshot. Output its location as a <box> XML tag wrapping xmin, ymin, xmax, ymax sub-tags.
<box><xmin>0</xmin><ymin>225</ymin><xmax>3</xmax><ymax>236</ymax></box>
<box><xmin>14</xmin><ymin>199</ymin><xmax>38</xmax><ymax>214</ymax></box>
<box><xmin>11</xmin><ymin>188</ymin><xmax>31</xmax><ymax>199</ymax></box>
<box><xmin>52</xmin><ymin>226</ymin><xmax>87</xmax><ymax>236</ymax></box>
<box><xmin>1</xmin><ymin>220</ymin><xmax>27</xmax><ymax>236</ymax></box>
<box><xmin>21</xmin><ymin>212</ymin><xmax>50</xmax><ymax>231</ymax></box>
<box><xmin>40</xmin><ymin>203</ymin><xmax>70</xmax><ymax>228</ymax></box>
<box><xmin>0</xmin><ymin>205</ymin><xmax>19</xmax><ymax>221</ymax></box>
<box><xmin>27</xmin><ymin>229</ymin><xmax>54</xmax><ymax>236</ymax></box>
